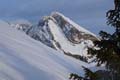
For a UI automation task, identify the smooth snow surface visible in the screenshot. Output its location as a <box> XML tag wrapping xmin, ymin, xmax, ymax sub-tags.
<box><xmin>0</xmin><ymin>20</ymin><xmax>95</xmax><ymax>80</ymax></box>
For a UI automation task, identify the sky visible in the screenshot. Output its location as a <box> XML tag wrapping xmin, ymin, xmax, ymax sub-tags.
<box><xmin>0</xmin><ymin>0</ymin><xmax>114</xmax><ymax>34</ymax></box>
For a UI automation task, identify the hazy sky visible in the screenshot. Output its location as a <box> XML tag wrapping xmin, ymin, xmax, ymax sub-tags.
<box><xmin>0</xmin><ymin>0</ymin><xmax>114</xmax><ymax>34</ymax></box>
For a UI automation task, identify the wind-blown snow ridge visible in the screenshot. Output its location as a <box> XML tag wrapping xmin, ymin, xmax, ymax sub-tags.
<box><xmin>0</xmin><ymin>20</ymin><xmax>96</xmax><ymax>80</ymax></box>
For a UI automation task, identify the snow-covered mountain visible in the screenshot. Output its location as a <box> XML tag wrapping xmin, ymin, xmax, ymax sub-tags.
<box><xmin>9</xmin><ymin>12</ymin><xmax>99</xmax><ymax>63</ymax></box>
<box><xmin>0</xmin><ymin>20</ymin><xmax>98</xmax><ymax>80</ymax></box>
<box><xmin>17</xmin><ymin>12</ymin><xmax>97</xmax><ymax>61</ymax></box>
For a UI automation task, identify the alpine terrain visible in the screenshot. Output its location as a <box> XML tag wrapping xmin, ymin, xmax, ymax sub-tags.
<box><xmin>0</xmin><ymin>12</ymin><xmax>102</xmax><ymax>80</ymax></box>
<box><xmin>0</xmin><ymin>19</ymin><xmax>100</xmax><ymax>80</ymax></box>
<box><xmin>10</xmin><ymin>12</ymin><xmax>98</xmax><ymax>62</ymax></box>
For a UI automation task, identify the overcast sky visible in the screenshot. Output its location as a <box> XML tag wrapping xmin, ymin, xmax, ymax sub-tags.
<box><xmin>0</xmin><ymin>0</ymin><xmax>114</xmax><ymax>34</ymax></box>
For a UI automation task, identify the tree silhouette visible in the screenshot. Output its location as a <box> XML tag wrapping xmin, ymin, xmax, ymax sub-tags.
<box><xmin>87</xmin><ymin>0</ymin><xmax>120</xmax><ymax>79</ymax></box>
<box><xmin>69</xmin><ymin>0</ymin><xmax>120</xmax><ymax>80</ymax></box>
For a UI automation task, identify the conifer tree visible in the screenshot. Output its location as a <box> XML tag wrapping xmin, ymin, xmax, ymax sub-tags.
<box><xmin>87</xmin><ymin>0</ymin><xmax>120</xmax><ymax>79</ymax></box>
<box><xmin>69</xmin><ymin>0</ymin><xmax>120</xmax><ymax>80</ymax></box>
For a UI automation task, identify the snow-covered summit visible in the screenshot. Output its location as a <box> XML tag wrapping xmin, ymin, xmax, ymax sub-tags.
<box><xmin>51</xmin><ymin>12</ymin><xmax>97</xmax><ymax>37</ymax></box>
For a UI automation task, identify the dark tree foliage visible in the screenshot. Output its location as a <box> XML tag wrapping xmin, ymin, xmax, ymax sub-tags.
<box><xmin>69</xmin><ymin>0</ymin><xmax>120</xmax><ymax>80</ymax></box>
<box><xmin>82</xmin><ymin>66</ymin><xmax>100</xmax><ymax>80</ymax></box>
<box><xmin>87</xmin><ymin>0</ymin><xmax>120</xmax><ymax>79</ymax></box>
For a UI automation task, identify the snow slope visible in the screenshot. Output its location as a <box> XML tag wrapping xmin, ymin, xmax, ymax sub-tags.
<box><xmin>47</xmin><ymin>17</ymin><xmax>93</xmax><ymax>56</ymax></box>
<box><xmin>0</xmin><ymin>20</ymin><xmax>95</xmax><ymax>80</ymax></box>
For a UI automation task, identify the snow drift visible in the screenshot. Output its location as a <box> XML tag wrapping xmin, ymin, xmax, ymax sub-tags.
<box><xmin>0</xmin><ymin>20</ymin><xmax>96</xmax><ymax>80</ymax></box>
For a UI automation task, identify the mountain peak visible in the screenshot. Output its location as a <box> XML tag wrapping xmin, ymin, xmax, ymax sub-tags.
<box><xmin>10</xmin><ymin>12</ymin><xmax>98</xmax><ymax>62</ymax></box>
<box><xmin>25</xmin><ymin>12</ymin><xmax>98</xmax><ymax>59</ymax></box>
<box><xmin>51</xmin><ymin>12</ymin><xmax>97</xmax><ymax>37</ymax></box>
